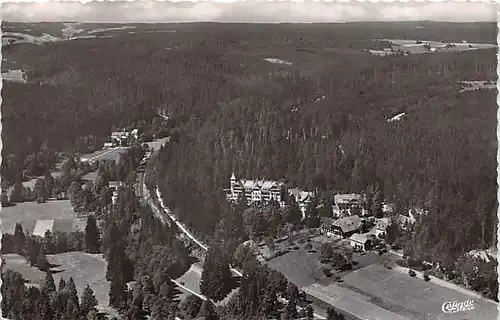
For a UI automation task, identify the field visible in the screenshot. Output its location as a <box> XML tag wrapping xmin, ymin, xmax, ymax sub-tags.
<box><xmin>174</xmin><ymin>264</ymin><xmax>203</xmax><ymax>300</ymax></box>
<box><xmin>266</xmin><ymin>247</ymin><xmax>330</xmax><ymax>288</ymax></box>
<box><xmin>338</xmin><ymin>263</ymin><xmax>498</xmax><ymax>320</ymax></box>
<box><xmin>460</xmin><ymin>80</ymin><xmax>496</xmax><ymax>92</ymax></box>
<box><xmin>145</xmin><ymin>137</ymin><xmax>169</xmax><ymax>151</ymax></box>
<box><xmin>2</xmin><ymin>69</ymin><xmax>26</xmax><ymax>83</ymax></box>
<box><xmin>0</xmin><ymin>200</ymin><xmax>86</xmax><ymax>235</ymax></box>
<box><xmin>3</xmin><ymin>252</ymin><xmax>118</xmax><ymax>318</ymax></box>
<box><xmin>80</xmin><ymin>147</ymin><xmax>129</xmax><ymax>163</ymax></box>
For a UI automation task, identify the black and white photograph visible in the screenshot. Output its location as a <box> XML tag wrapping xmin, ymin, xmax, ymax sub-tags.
<box><xmin>0</xmin><ymin>0</ymin><xmax>498</xmax><ymax>319</ymax></box>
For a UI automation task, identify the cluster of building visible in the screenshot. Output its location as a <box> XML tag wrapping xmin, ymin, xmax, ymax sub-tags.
<box><xmin>223</xmin><ymin>173</ymin><xmax>314</xmax><ymax>218</ymax></box>
<box><xmin>322</xmin><ymin>194</ymin><xmax>417</xmax><ymax>252</ymax></box>
<box><xmin>104</xmin><ymin>129</ymin><xmax>139</xmax><ymax>148</ymax></box>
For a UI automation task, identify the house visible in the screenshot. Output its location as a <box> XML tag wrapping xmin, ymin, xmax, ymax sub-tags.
<box><xmin>382</xmin><ymin>202</ymin><xmax>395</xmax><ymax>214</ymax></box>
<box><xmin>111</xmin><ymin>130</ymin><xmax>131</xmax><ymax>146</ymax></box>
<box><xmin>349</xmin><ymin>233</ymin><xmax>374</xmax><ymax>252</ymax></box>
<box><xmin>288</xmin><ymin>188</ymin><xmax>314</xmax><ymax>219</ymax></box>
<box><xmin>375</xmin><ymin>218</ymin><xmax>390</xmax><ymax>237</ymax></box>
<box><xmin>332</xmin><ymin>193</ymin><xmax>366</xmax><ymax>217</ymax></box>
<box><xmin>322</xmin><ymin>215</ymin><xmax>363</xmax><ymax>238</ymax></box>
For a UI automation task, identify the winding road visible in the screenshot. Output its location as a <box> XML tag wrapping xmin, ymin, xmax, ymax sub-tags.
<box><xmin>135</xmin><ymin>148</ymin><xmax>326</xmax><ymax>319</ymax></box>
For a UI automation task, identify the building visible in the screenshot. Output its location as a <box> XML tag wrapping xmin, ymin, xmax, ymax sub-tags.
<box><xmin>322</xmin><ymin>215</ymin><xmax>363</xmax><ymax>238</ymax></box>
<box><xmin>224</xmin><ymin>173</ymin><xmax>284</xmax><ymax>204</ymax></box>
<box><xmin>382</xmin><ymin>202</ymin><xmax>395</xmax><ymax>214</ymax></box>
<box><xmin>332</xmin><ymin>193</ymin><xmax>366</xmax><ymax>217</ymax></box>
<box><xmin>288</xmin><ymin>188</ymin><xmax>314</xmax><ymax>219</ymax></box>
<box><xmin>110</xmin><ymin>128</ymin><xmax>138</xmax><ymax>147</ymax></box>
<box><xmin>103</xmin><ymin>142</ymin><xmax>113</xmax><ymax>149</ymax></box>
<box><xmin>375</xmin><ymin>218</ymin><xmax>390</xmax><ymax>237</ymax></box>
<box><xmin>349</xmin><ymin>233</ymin><xmax>374</xmax><ymax>252</ymax></box>
<box><xmin>224</xmin><ymin>173</ymin><xmax>314</xmax><ymax>217</ymax></box>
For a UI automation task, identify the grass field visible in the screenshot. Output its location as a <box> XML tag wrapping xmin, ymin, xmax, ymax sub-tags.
<box><xmin>0</xmin><ymin>200</ymin><xmax>86</xmax><ymax>235</ymax></box>
<box><xmin>3</xmin><ymin>252</ymin><xmax>118</xmax><ymax>318</ymax></box>
<box><xmin>266</xmin><ymin>247</ymin><xmax>328</xmax><ymax>288</ymax></box>
<box><xmin>145</xmin><ymin>137</ymin><xmax>169</xmax><ymax>151</ymax></box>
<box><xmin>340</xmin><ymin>263</ymin><xmax>498</xmax><ymax>320</ymax></box>
<box><xmin>174</xmin><ymin>264</ymin><xmax>203</xmax><ymax>301</ymax></box>
<box><xmin>80</xmin><ymin>147</ymin><xmax>129</xmax><ymax>163</ymax></box>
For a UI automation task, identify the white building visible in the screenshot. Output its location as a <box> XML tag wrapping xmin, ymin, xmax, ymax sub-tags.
<box><xmin>288</xmin><ymin>188</ymin><xmax>314</xmax><ymax>219</ymax></box>
<box><xmin>224</xmin><ymin>173</ymin><xmax>314</xmax><ymax>218</ymax></box>
<box><xmin>349</xmin><ymin>233</ymin><xmax>375</xmax><ymax>252</ymax></box>
<box><xmin>332</xmin><ymin>193</ymin><xmax>367</xmax><ymax>217</ymax></box>
<box><xmin>224</xmin><ymin>173</ymin><xmax>284</xmax><ymax>205</ymax></box>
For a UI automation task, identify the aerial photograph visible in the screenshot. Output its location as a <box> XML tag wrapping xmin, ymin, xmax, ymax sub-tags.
<box><xmin>0</xmin><ymin>1</ymin><xmax>498</xmax><ymax>320</ymax></box>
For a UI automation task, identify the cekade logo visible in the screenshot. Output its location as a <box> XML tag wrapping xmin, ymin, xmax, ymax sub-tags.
<box><xmin>441</xmin><ymin>300</ymin><xmax>475</xmax><ymax>314</ymax></box>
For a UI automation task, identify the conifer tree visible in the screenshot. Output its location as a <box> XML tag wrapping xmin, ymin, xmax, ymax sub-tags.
<box><xmin>43</xmin><ymin>272</ymin><xmax>56</xmax><ymax>294</ymax></box>
<box><xmin>81</xmin><ymin>284</ymin><xmax>98</xmax><ymax>316</ymax></box>
<box><xmin>84</xmin><ymin>214</ymin><xmax>101</xmax><ymax>253</ymax></box>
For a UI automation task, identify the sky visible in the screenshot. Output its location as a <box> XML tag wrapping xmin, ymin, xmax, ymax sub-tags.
<box><xmin>0</xmin><ymin>0</ymin><xmax>497</xmax><ymax>23</ymax></box>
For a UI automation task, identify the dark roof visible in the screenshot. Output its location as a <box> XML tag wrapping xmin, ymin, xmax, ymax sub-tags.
<box><xmin>332</xmin><ymin>215</ymin><xmax>363</xmax><ymax>233</ymax></box>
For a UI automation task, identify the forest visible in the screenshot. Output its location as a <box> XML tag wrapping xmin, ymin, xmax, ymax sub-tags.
<box><xmin>1</xmin><ymin>21</ymin><xmax>498</xmax><ymax>318</ymax></box>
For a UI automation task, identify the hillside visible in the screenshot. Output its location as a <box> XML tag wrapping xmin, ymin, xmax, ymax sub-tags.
<box><xmin>2</xmin><ymin>21</ymin><xmax>497</xmax><ymax>267</ymax></box>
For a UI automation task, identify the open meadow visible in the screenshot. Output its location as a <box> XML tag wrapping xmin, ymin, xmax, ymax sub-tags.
<box><xmin>3</xmin><ymin>251</ymin><xmax>117</xmax><ymax>318</ymax></box>
<box><xmin>339</xmin><ymin>263</ymin><xmax>499</xmax><ymax>320</ymax></box>
<box><xmin>80</xmin><ymin>146</ymin><xmax>129</xmax><ymax>163</ymax></box>
<box><xmin>0</xmin><ymin>200</ymin><xmax>86</xmax><ymax>235</ymax></box>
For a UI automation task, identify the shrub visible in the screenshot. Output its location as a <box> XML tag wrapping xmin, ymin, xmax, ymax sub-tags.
<box><xmin>305</xmin><ymin>243</ymin><xmax>313</xmax><ymax>250</ymax></box>
<box><xmin>323</xmin><ymin>267</ymin><xmax>332</xmax><ymax>277</ymax></box>
<box><xmin>424</xmin><ymin>273</ymin><xmax>431</xmax><ymax>282</ymax></box>
<box><xmin>408</xmin><ymin>269</ymin><xmax>416</xmax><ymax>277</ymax></box>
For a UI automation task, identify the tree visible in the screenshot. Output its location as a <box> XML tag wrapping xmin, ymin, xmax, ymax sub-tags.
<box><xmin>320</xmin><ymin>243</ymin><xmax>334</xmax><ymax>261</ymax></box>
<box><xmin>44</xmin><ymin>171</ymin><xmax>55</xmax><ymax>197</ymax></box>
<box><xmin>13</xmin><ymin>222</ymin><xmax>26</xmax><ymax>254</ymax></box>
<box><xmin>197</xmin><ymin>300</ymin><xmax>219</xmax><ymax>320</ymax></box>
<box><xmin>125</xmin><ymin>290</ymin><xmax>148</xmax><ymax>320</ymax></box>
<box><xmin>10</xmin><ymin>180</ymin><xmax>24</xmax><ymax>203</ymax></box>
<box><xmin>43</xmin><ymin>272</ymin><xmax>56</xmax><ymax>294</ymax></box>
<box><xmin>200</xmin><ymin>243</ymin><xmax>233</xmax><ymax>302</ymax></box>
<box><xmin>34</xmin><ymin>177</ymin><xmax>49</xmax><ymax>203</ymax></box>
<box><xmin>285</xmin><ymin>197</ymin><xmax>302</xmax><ymax>227</ymax></box>
<box><xmin>109</xmin><ymin>268</ymin><xmax>128</xmax><ymax>310</ymax></box>
<box><xmin>81</xmin><ymin>284</ymin><xmax>98</xmax><ymax>316</ymax></box>
<box><xmin>150</xmin><ymin>281</ymin><xmax>180</xmax><ymax>320</ymax></box>
<box><xmin>37</xmin><ymin>250</ymin><xmax>50</xmax><ymax>271</ymax></box>
<box><xmin>371</xmin><ymin>190</ymin><xmax>384</xmax><ymax>218</ymax></box>
<box><xmin>1</xmin><ymin>189</ymin><xmax>10</xmax><ymax>206</ymax></box>
<box><xmin>305</xmin><ymin>198</ymin><xmax>320</xmax><ymax>228</ymax></box>
<box><xmin>58</xmin><ymin>278</ymin><xmax>67</xmax><ymax>292</ymax></box>
<box><xmin>305</xmin><ymin>305</ymin><xmax>314</xmax><ymax>320</ymax></box>
<box><xmin>84</xmin><ymin>214</ymin><xmax>101</xmax><ymax>253</ymax></box>
<box><xmin>179</xmin><ymin>294</ymin><xmax>203</xmax><ymax>319</ymax></box>
<box><xmin>67</xmin><ymin>277</ymin><xmax>80</xmax><ymax>309</ymax></box>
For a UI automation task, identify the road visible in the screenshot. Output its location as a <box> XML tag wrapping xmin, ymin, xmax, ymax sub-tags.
<box><xmin>135</xmin><ymin>153</ymin><xmax>326</xmax><ymax>319</ymax></box>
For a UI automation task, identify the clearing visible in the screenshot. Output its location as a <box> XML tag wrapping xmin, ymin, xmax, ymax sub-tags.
<box><xmin>0</xmin><ymin>200</ymin><xmax>86</xmax><ymax>235</ymax></box>
<box><xmin>80</xmin><ymin>147</ymin><xmax>129</xmax><ymax>163</ymax></box>
<box><xmin>338</xmin><ymin>263</ymin><xmax>498</xmax><ymax>320</ymax></box>
<box><xmin>3</xmin><ymin>252</ymin><xmax>117</xmax><ymax>318</ymax></box>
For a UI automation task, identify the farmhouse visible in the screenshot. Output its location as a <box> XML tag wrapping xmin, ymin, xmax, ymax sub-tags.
<box><xmin>382</xmin><ymin>202</ymin><xmax>395</xmax><ymax>213</ymax></box>
<box><xmin>349</xmin><ymin>233</ymin><xmax>374</xmax><ymax>252</ymax></box>
<box><xmin>288</xmin><ymin>188</ymin><xmax>314</xmax><ymax>218</ymax></box>
<box><xmin>322</xmin><ymin>215</ymin><xmax>363</xmax><ymax>238</ymax></box>
<box><xmin>332</xmin><ymin>193</ymin><xmax>366</xmax><ymax>217</ymax></box>
<box><xmin>375</xmin><ymin>217</ymin><xmax>390</xmax><ymax>237</ymax></box>
<box><xmin>110</xmin><ymin>128</ymin><xmax>139</xmax><ymax>147</ymax></box>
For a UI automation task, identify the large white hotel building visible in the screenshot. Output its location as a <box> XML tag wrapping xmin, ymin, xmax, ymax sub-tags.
<box><xmin>224</xmin><ymin>173</ymin><xmax>313</xmax><ymax>218</ymax></box>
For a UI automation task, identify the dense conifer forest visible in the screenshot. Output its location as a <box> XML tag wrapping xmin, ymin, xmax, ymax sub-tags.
<box><xmin>1</xmin><ymin>21</ymin><xmax>498</xmax><ymax>318</ymax></box>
